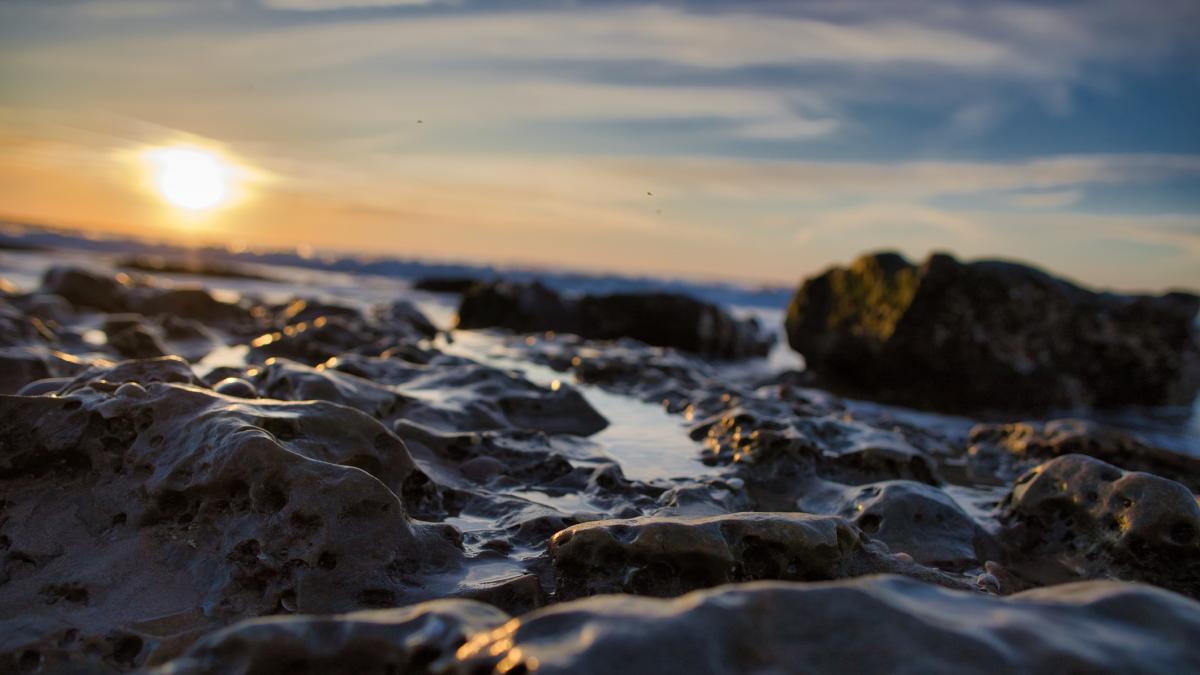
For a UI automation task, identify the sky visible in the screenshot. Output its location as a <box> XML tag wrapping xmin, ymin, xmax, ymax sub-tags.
<box><xmin>1</xmin><ymin>0</ymin><xmax>1198</xmax><ymax>291</ymax></box>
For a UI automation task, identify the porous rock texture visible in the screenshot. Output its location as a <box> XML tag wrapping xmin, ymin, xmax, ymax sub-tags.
<box><xmin>968</xmin><ymin>418</ymin><xmax>1200</xmax><ymax>492</ymax></box>
<box><xmin>3</xmin><ymin>260</ymin><xmax>1199</xmax><ymax>674</ymax></box>
<box><xmin>794</xmin><ymin>480</ymin><xmax>1000</xmax><ymax>570</ymax></box>
<box><xmin>998</xmin><ymin>454</ymin><xmax>1200</xmax><ymax>597</ymax></box>
<box><xmin>0</xmin><ymin>365</ymin><xmax>463</xmax><ymax>672</ymax></box>
<box><xmin>453</xmin><ymin>575</ymin><xmax>1200</xmax><ymax>675</ymax></box>
<box><xmin>152</xmin><ymin>600</ymin><xmax>509</xmax><ymax>675</ymax></box>
<box><xmin>549</xmin><ymin>513</ymin><xmax>968</xmax><ymax>599</ymax></box>
<box><xmin>457</xmin><ymin>281</ymin><xmax>772</xmax><ymax>358</ymax></box>
<box><xmin>785</xmin><ymin>251</ymin><xmax>1200</xmax><ymax>412</ymax></box>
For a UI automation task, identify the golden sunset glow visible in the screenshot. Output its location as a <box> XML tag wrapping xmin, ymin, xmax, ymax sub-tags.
<box><xmin>141</xmin><ymin>145</ymin><xmax>240</xmax><ymax>212</ymax></box>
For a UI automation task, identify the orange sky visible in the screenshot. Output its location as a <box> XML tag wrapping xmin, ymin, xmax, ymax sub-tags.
<box><xmin>2</xmin><ymin>1</ymin><xmax>1199</xmax><ymax>291</ymax></box>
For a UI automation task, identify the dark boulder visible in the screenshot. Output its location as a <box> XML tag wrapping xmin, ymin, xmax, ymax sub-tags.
<box><xmin>413</xmin><ymin>276</ymin><xmax>483</xmax><ymax>294</ymax></box>
<box><xmin>785</xmin><ymin>251</ymin><xmax>1200</xmax><ymax>412</ymax></box>
<box><xmin>457</xmin><ymin>281</ymin><xmax>772</xmax><ymax>359</ymax></box>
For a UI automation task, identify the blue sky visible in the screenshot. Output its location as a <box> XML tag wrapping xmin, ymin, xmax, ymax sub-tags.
<box><xmin>1</xmin><ymin>0</ymin><xmax>1198</xmax><ymax>290</ymax></box>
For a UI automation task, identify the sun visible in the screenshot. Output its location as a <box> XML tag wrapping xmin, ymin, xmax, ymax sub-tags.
<box><xmin>141</xmin><ymin>145</ymin><xmax>238</xmax><ymax>211</ymax></box>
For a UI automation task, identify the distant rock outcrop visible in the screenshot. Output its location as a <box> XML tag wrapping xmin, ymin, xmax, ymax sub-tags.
<box><xmin>785</xmin><ymin>252</ymin><xmax>1200</xmax><ymax>412</ymax></box>
<box><xmin>458</xmin><ymin>281</ymin><xmax>773</xmax><ymax>359</ymax></box>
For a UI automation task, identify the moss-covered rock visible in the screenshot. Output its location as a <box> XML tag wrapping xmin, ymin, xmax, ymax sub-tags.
<box><xmin>785</xmin><ymin>251</ymin><xmax>1200</xmax><ymax>412</ymax></box>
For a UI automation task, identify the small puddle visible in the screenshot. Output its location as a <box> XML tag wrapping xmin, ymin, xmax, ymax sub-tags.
<box><xmin>430</xmin><ymin>328</ymin><xmax>709</xmax><ymax>483</ymax></box>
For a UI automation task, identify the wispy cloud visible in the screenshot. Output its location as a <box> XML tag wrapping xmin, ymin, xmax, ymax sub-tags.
<box><xmin>1008</xmin><ymin>190</ymin><xmax>1083</xmax><ymax>209</ymax></box>
<box><xmin>262</xmin><ymin>0</ymin><xmax>451</xmax><ymax>10</ymax></box>
<box><xmin>1</xmin><ymin>0</ymin><xmax>1198</xmax><ymax>289</ymax></box>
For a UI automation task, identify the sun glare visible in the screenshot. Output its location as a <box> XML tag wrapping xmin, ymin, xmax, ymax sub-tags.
<box><xmin>141</xmin><ymin>145</ymin><xmax>239</xmax><ymax>211</ymax></box>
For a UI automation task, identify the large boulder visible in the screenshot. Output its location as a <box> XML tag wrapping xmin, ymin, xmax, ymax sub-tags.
<box><xmin>457</xmin><ymin>281</ymin><xmax>772</xmax><ymax>359</ymax></box>
<box><xmin>785</xmin><ymin>252</ymin><xmax>1200</xmax><ymax>412</ymax></box>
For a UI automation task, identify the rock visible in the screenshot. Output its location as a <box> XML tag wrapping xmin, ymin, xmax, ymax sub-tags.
<box><xmin>549</xmin><ymin>512</ymin><xmax>967</xmax><ymax>600</ymax></box>
<box><xmin>248</xmin><ymin>316</ymin><xmax>393</xmax><ymax>366</ymax></box>
<box><xmin>413</xmin><ymin>276</ymin><xmax>483</xmax><ymax>294</ymax></box>
<box><xmin>275</xmin><ymin>298</ymin><xmax>362</xmax><ymax>326</ymax></box>
<box><xmin>57</xmin><ymin>355</ymin><xmax>204</xmax><ymax>394</ymax></box>
<box><xmin>371</xmin><ymin>299</ymin><xmax>439</xmax><ymax>340</ymax></box>
<box><xmin>249</xmin><ymin>358</ymin><xmax>405</xmax><ymax>419</ymax></box>
<box><xmin>212</xmin><ymin>377</ymin><xmax>257</xmax><ymax>398</ymax></box>
<box><xmin>104</xmin><ymin>314</ymin><xmax>171</xmax><ymax>359</ymax></box>
<box><xmin>454</xmin><ymin>575</ymin><xmax>1200</xmax><ymax>675</ymax></box>
<box><xmin>129</xmin><ymin>288</ymin><xmax>254</xmax><ymax>331</ymax></box>
<box><xmin>0</xmin><ymin>379</ymin><xmax>463</xmax><ymax>671</ymax></box>
<box><xmin>796</xmin><ymin>480</ymin><xmax>1000</xmax><ymax>570</ymax></box>
<box><xmin>327</xmin><ymin>354</ymin><xmax>609</xmax><ymax>436</ymax></box>
<box><xmin>968</xmin><ymin>419</ymin><xmax>1200</xmax><ymax>492</ymax></box>
<box><xmin>118</xmin><ymin>255</ymin><xmax>274</xmax><ymax>282</ymax></box>
<box><xmin>998</xmin><ymin>454</ymin><xmax>1200</xmax><ymax>597</ymax></box>
<box><xmin>457</xmin><ymin>281</ymin><xmax>772</xmax><ymax>359</ymax></box>
<box><xmin>150</xmin><ymin>600</ymin><xmax>508</xmax><ymax>674</ymax></box>
<box><xmin>785</xmin><ymin>251</ymin><xmax>1200</xmax><ymax>412</ymax></box>
<box><xmin>41</xmin><ymin>266</ymin><xmax>132</xmax><ymax>312</ymax></box>
<box><xmin>0</xmin><ymin>346</ymin><xmax>91</xmax><ymax>394</ymax></box>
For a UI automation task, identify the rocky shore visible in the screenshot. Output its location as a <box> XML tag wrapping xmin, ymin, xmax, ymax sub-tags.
<box><xmin>1</xmin><ymin>252</ymin><xmax>1198</xmax><ymax>674</ymax></box>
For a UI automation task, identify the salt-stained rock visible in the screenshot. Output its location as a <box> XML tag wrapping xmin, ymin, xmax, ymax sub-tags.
<box><xmin>549</xmin><ymin>513</ymin><xmax>968</xmax><ymax>600</ymax></box>
<box><xmin>151</xmin><ymin>600</ymin><xmax>508</xmax><ymax>675</ymax></box>
<box><xmin>999</xmin><ymin>454</ymin><xmax>1200</xmax><ymax>597</ymax></box>
<box><xmin>0</xmin><ymin>380</ymin><xmax>463</xmax><ymax>671</ymax></box>
<box><xmin>454</xmin><ymin>575</ymin><xmax>1200</xmax><ymax>675</ymax></box>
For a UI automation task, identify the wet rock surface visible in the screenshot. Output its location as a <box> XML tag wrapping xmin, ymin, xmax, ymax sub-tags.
<box><xmin>0</xmin><ymin>375</ymin><xmax>464</xmax><ymax>671</ymax></box>
<box><xmin>968</xmin><ymin>419</ymin><xmax>1200</xmax><ymax>492</ymax></box>
<box><xmin>0</xmin><ymin>259</ymin><xmax>1197</xmax><ymax>673</ymax></box>
<box><xmin>453</xmin><ymin>576</ymin><xmax>1200</xmax><ymax>675</ymax></box>
<box><xmin>785</xmin><ymin>251</ymin><xmax>1200</xmax><ymax>412</ymax></box>
<box><xmin>550</xmin><ymin>513</ymin><xmax>969</xmax><ymax>600</ymax></box>
<box><xmin>153</xmin><ymin>600</ymin><xmax>508</xmax><ymax>675</ymax></box>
